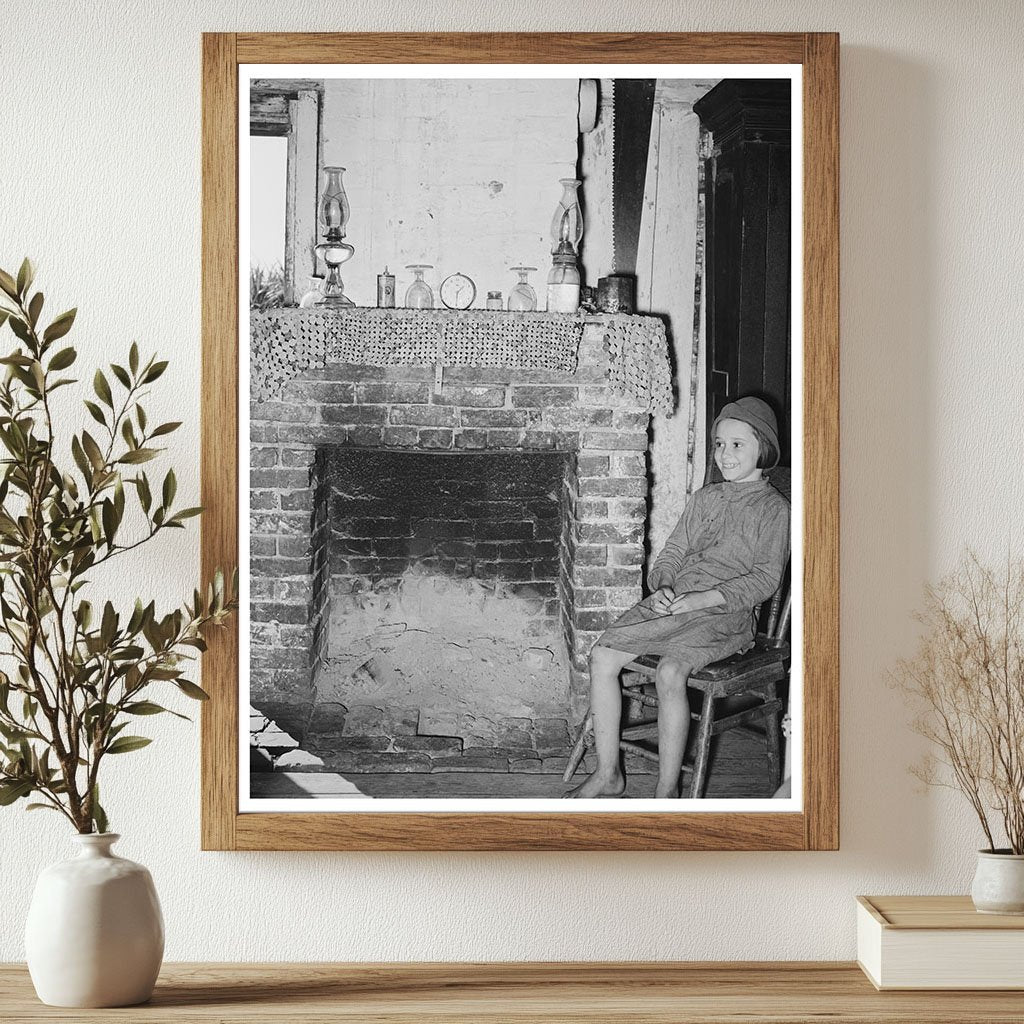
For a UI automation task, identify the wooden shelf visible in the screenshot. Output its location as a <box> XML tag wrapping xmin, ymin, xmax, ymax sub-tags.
<box><xmin>3</xmin><ymin>962</ymin><xmax>1024</xmax><ymax>1022</ymax></box>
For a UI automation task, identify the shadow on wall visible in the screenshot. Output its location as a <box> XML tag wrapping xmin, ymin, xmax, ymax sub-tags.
<box><xmin>839</xmin><ymin>48</ymin><xmax>937</xmax><ymax>868</ymax></box>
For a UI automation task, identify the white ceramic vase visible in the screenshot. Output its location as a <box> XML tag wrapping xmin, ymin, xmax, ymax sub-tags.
<box><xmin>25</xmin><ymin>833</ymin><xmax>164</xmax><ymax>1007</ymax></box>
<box><xmin>971</xmin><ymin>850</ymin><xmax>1024</xmax><ymax>915</ymax></box>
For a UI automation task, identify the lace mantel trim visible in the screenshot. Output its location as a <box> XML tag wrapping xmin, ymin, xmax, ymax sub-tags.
<box><xmin>249</xmin><ymin>307</ymin><xmax>673</xmax><ymax>414</ymax></box>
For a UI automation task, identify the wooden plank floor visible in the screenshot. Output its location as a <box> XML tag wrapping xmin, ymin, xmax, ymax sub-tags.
<box><xmin>252</xmin><ymin>728</ymin><xmax>772</xmax><ymax>799</ymax></box>
<box><xmin>4</xmin><ymin>962</ymin><xmax>1024</xmax><ymax>1023</ymax></box>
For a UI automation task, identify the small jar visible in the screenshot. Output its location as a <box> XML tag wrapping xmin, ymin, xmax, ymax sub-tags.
<box><xmin>485</xmin><ymin>290</ymin><xmax>503</xmax><ymax>310</ymax></box>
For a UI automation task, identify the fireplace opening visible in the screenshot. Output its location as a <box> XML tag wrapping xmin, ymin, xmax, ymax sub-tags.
<box><xmin>310</xmin><ymin>448</ymin><xmax>575</xmax><ymax>759</ymax></box>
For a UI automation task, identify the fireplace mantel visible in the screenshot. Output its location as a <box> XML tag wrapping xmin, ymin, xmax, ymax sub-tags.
<box><xmin>250</xmin><ymin>307</ymin><xmax>673</xmax><ymax>414</ymax></box>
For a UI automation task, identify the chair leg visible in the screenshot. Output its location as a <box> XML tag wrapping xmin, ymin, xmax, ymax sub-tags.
<box><xmin>687</xmin><ymin>692</ymin><xmax>716</xmax><ymax>798</ymax></box>
<box><xmin>764</xmin><ymin>701</ymin><xmax>782</xmax><ymax>794</ymax></box>
<box><xmin>562</xmin><ymin>711</ymin><xmax>593</xmax><ymax>783</ymax></box>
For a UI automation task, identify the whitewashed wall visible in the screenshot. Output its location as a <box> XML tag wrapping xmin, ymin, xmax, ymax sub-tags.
<box><xmin>319</xmin><ymin>78</ymin><xmax>578</xmax><ymax>307</ymax></box>
<box><xmin>2</xmin><ymin>0</ymin><xmax>1024</xmax><ymax>963</ymax></box>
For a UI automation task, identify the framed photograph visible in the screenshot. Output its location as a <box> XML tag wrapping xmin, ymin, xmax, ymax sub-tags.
<box><xmin>201</xmin><ymin>32</ymin><xmax>838</xmax><ymax>850</ymax></box>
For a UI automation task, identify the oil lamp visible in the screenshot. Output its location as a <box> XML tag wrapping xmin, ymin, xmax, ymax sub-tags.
<box><xmin>314</xmin><ymin>166</ymin><xmax>355</xmax><ymax>308</ymax></box>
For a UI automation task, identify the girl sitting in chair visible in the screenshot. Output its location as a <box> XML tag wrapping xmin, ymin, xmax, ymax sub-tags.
<box><xmin>567</xmin><ymin>396</ymin><xmax>790</xmax><ymax>798</ymax></box>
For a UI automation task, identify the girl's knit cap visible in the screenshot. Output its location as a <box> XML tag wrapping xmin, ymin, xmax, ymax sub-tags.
<box><xmin>712</xmin><ymin>396</ymin><xmax>780</xmax><ymax>467</ymax></box>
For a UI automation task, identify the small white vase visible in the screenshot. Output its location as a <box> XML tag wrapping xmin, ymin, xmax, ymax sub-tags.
<box><xmin>25</xmin><ymin>833</ymin><xmax>164</xmax><ymax>1007</ymax></box>
<box><xmin>971</xmin><ymin>849</ymin><xmax>1024</xmax><ymax>915</ymax></box>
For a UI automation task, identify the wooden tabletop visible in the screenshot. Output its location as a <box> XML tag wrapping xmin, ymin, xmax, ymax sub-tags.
<box><xmin>3</xmin><ymin>962</ymin><xmax>1024</xmax><ymax>1023</ymax></box>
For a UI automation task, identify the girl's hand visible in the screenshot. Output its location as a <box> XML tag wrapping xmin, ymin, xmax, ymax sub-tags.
<box><xmin>650</xmin><ymin>587</ymin><xmax>675</xmax><ymax>615</ymax></box>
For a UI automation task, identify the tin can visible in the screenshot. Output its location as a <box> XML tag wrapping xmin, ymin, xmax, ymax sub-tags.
<box><xmin>376</xmin><ymin>267</ymin><xmax>396</xmax><ymax>308</ymax></box>
<box><xmin>597</xmin><ymin>274</ymin><xmax>635</xmax><ymax>314</ymax></box>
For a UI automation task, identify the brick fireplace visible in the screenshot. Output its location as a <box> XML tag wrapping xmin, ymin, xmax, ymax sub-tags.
<box><xmin>248</xmin><ymin>313</ymin><xmax>668</xmax><ymax>768</ymax></box>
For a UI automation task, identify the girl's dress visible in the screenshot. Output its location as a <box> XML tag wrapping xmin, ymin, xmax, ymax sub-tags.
<box><xmin>597</xmin><ymin>478</ymin><xmax>790</xmax><ymax>667</ymax></box>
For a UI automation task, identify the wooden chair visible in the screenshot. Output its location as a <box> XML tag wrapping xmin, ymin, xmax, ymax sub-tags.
<box><xmin>562</xmin><ymin>574</ymin><xmax>791</xmax><ymax>798</ymax></box>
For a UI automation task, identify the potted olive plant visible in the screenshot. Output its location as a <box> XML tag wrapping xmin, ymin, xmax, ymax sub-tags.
<box><xmin>0</xmin><ymin>260</ymin><xmax>236</xmax><ymax>1006</ymax></box>
<box><xmin>896</xmin><ymin>552</ymin><xmax>1024</xmax><ymax>914</ymax></box>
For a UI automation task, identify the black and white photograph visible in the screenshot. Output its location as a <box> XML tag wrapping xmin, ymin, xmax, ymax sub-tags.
<box><xmin>242</xmin><ymin>65</ymin><xmax>800</xmax><ymax>810</ymax></box>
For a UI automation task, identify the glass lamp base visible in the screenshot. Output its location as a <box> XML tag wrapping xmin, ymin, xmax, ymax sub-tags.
<box><xmin>316</xmin><ymin>293</ymin><xmax>355</xmax><ymax>308</ymax></box>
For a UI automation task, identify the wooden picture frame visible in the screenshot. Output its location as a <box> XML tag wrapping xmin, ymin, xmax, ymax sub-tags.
<box><xmin>201</xmin><ymin>32</ymin><xmax>839</xmax><ymax>851</ymax></box>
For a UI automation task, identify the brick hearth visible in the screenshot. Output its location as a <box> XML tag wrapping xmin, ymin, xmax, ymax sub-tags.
<box><xmin>249</xmin><ymin>317</ymin><xmax>655</xmax><ymax>748</ymax></box>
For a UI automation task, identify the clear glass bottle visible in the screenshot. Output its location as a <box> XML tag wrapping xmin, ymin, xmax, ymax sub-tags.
<box><xmin>549</xmin><ymin>178</ymin><xmax>583</xmax><ymax>255</ymax></box>
<box><xmin>508</xmin><ymin>266</ymin><xmax>538</xmax><ymax>311</ymax></box>
<box><xmin>404</xmin><ymin>264</ymin><xmax>434</xmax><ymax>309</ymax></box>
<box><xmin>485</xmin><ymin>290</ymin><xmax>503</xmax><ymax>310</ymax></box>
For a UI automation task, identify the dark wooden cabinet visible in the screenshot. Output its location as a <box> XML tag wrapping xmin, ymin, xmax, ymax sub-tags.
<box><xmin>694</xmin><ymin>79</ymin><xmax>792</xmax><ymax>463</ymax></box>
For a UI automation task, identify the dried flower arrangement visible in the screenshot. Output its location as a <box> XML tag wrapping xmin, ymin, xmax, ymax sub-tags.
<box><xmin>895</xmin><ymin>552</ymin><xmax>1024</xmax><ymax>854</ymax></box>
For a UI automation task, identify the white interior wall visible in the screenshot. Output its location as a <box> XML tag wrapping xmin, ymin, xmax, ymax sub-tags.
<box><xmin>2</xmin><ymin>0</ymin><xmax>1024</xmax><ymax>963</ymax></box>
<box><xmin>317</xmin><ymin>78</ymin><xmax>578</xmax><ymax>308</ymax></box>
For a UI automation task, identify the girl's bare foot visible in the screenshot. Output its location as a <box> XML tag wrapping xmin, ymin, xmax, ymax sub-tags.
<box><xmin>565</xmin><ymin>769</ymin><xmax>626</xmax><ymax>798</ymax></box>
<box><xmin>654</xmin><ymin>780</ymin><xmax>681</xmax><ymax>798</ymax></box>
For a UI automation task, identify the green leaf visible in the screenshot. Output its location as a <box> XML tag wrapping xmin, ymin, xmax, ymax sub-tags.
<box><xmin>142</xmin><ymin>360</ymin><xmax>168</xmax><ymax>383</ymax></box>
<box><xmin>136</xmin><ymin>404</ymin><xmax>147</xmax><ymax>432</ymax></box>
<box><xmin>168</xmin><ymin>507</ymin><xmax>203</xmax><ymax>524</ymax></box>
<box><xmin>0</xmin><ymin>722</ymin><xmax>27</xmax><ymax>743</ymax></box>
<box><xmin>110</xmin><ymin>363</ymin><xmax>131</xmax><ymax>389</ymax></box>
<box><xmin>0</xmin><ymin>352</ymin><xmax>32</xmax><ymax>367</ymax></box>
<box><xmin>27</xmin><ymin>291</ymin><xmax>43</xmax><ymax>328</ymax></box>
<box><xmin>0</xmin><ymin>268</ymin><xmax>18</xmax><ymax>300</ymax></box>
<box><xmin>147</xmin><ymin>667</ymin><xmax>182</xmax><ymax>680</ymax></box>
<box><xmin>93</xmin><ymin>369</ymin><xmax>113</xmax><ymax>409</ymax></box>
<box><xmin>121</xmin><ymin>418</ymin><xmax>137</xmax><ymax>449</ymax></box>
<box><xmin>26</xmin><ymin>803</ymin><xmax>61</xmax><ymax>813</ymax></box>
<box><xmin>47</xmin><ymin>346</ymin><xmax>76</xmax><ymax>371</ymax></box>
<box><xmin>124</xmin><ymin>700</ymin><xmax>189</xmax><ymax>721</ymax></box>
<box><xmin>162</xmin><ymin>468</ymin><xmax>176</xmax><ymax>508</ymax></box>
<box><xmin>136</xmin><ymin>473</ymin><xmax>152</xmax><ymax>513</ymax></box>
<box><xmin>110</xmin><ymin>644</ymin><xmax>144</xmax><ymax>661</ymax></box>
<box><xmin>8</xmin><ymin>316</ymin><xmax>32</xmax><ymax>345</ymax></box>
<box><xmin>129</xmin><ymin>342</ymin><xmax>139</xmax><ymax>375</ymax></box>
<box><xmin>91</xmin><ymin>785</ymin><xmax>108</xmax><ymax>834</ymax></box>
<box><xmin>100</xmin><ymin>601</ymin><xmax>117</xmax><ymax>647</ymax></box>
<box><xmin>77</xmin><ymin>600</ymin><xmax>93</xmax><ymax>630</ymax></box>
<box><xmin>83</xmin><ymin>701</ymin><xmax>114</xmax><ymax>728</ymax></box>
<box><xmin>105</xmin><ymin>735</ymin><xmax>152</xmax><ymax>755</ymax></box>
<box><xmin>71</xmin><ymin>435</ymin><xmax>92</xmax><ymax>482</ymax></box>
<box><xmin>118</xmin><ymin>448</ymin><xmax>157</xmax><ymax>465</ymax></box>
<box><xmin>150</xmin><ymin>421</ymin><xmax>181</xmax><ymax>438</ymax></box>
<box><xmin>16</xmin><ymin>258</ymin><xmax>34</xmax><ymax>298</ymax></box>
<box><xmin>81</xmin><ymin>431</ymin><xmax>105</xmax><ymax>471</ymax></box>
<box><xmin>124</xmin><ymin>701</ymin><xmax>166</xmax><ymax>715</ymax></box>
<box><xmin>101</xmin><ymin>498</ymin><xmax>116</xmax><ymax>546</ymax></box>
<box><xmin>42</xmin><ymin>308</ymin><xmax>76</xmax><ymax>344</ymax></box>
<box><xmin>114</xmin><ymin>476</ymin><xmax>125</xmax><ymax>522</ymax></box>
<box><xmin>175</xmin><ymin>679</ymin><xmax>210</xmax><ymax>701</ymax></box>
<box><xmin>0</xmin><ymin>779</ymin><xmax>33</xmax><ymax>805</ymax></box>
<box><xmin>83</xmin><ymin>400</ymin><xmax>107</xmax><ymax>427</ymax></box>
<box><xmin>126</xmin><ymin>598</ymin><xmax>146</xmax><ymax>635</ymax></box>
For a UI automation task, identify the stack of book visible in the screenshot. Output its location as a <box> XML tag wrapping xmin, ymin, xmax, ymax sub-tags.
<box><xmin>857</xmin><ymin>895</ymin><xmax>1024</xmax><ymax>990</ymax></box>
